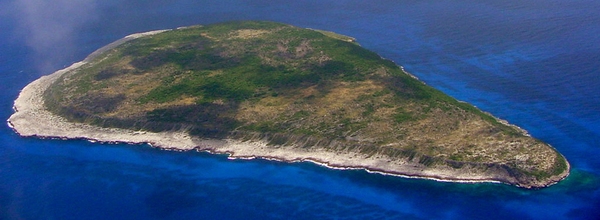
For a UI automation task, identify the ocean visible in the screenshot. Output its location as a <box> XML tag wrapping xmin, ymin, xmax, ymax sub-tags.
<box><xmin>1</xmin><ymin>0</ymin><xmax>599</xmax><ymax>219</ymax></box>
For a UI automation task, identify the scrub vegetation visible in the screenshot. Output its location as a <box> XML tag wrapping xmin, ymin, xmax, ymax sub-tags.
<box><xmin>44</xmin><ymin>21</ymin><xmax>568</xmax><ymax>184</ymax></box>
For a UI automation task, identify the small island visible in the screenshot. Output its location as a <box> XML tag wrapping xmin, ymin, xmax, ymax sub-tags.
<box><xmin>8</xmin><ymin>21</ymin><xmax>569</xmax><ymax>188</ymax></box>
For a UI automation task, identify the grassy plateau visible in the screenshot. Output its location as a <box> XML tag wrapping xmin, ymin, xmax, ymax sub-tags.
<box><xmin>43</xmin><ymin>21</ymin><xmax>569</xmax><ymax>187</ymax></box>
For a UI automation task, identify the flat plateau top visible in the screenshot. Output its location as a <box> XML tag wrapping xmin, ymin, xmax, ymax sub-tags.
<box><xmin>12</xmin><ymin>21</ymin><xmax>569</xmax><ymax>188</ymax></box>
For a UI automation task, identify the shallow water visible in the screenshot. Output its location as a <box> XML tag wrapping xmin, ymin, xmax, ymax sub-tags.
<box><xmin>1</xmin><ymin>0</ymin><xmax>599</xmax><ymax>219</ymax></box>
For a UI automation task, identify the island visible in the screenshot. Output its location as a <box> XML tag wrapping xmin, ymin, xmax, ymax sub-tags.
<box><xmin>8</xmin><ymin>21</ymin><xmax>569</xmax><ymax>188</ymax></box>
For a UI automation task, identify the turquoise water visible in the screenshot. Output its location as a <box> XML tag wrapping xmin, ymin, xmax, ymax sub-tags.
<box><xmin>1</xmin><ymin>0</ymin><xmax>599</xmax><ymax>219</ymax></box>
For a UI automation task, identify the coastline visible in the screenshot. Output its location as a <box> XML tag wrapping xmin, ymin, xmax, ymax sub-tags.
<box><xmin>7</xmin><ymin>29</ymin><xmax>568</xmax><ymax>189</ymax></box>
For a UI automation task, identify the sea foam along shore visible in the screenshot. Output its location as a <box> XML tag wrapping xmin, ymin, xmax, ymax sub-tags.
<box><xmin>7</xmin><ymin>29</ymin><xmax>549</xmax><ymax>188</ymax></box>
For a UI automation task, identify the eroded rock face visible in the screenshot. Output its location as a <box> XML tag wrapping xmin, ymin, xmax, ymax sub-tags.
<box><xmin>14</xmin><ymin>21</ymin><xmax>568</xmax><ymax>188</ymax></box>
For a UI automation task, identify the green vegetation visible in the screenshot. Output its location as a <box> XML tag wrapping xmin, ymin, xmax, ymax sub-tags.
<box><xmin>43</xmin><ymin>21</ymin><xmax>568</xmax><ymax>186</ymax></box>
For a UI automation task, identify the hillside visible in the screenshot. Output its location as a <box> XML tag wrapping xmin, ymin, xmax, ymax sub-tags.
<box><xmin>39</xmin><ymin>21</ymin><xmax>568</xmax><ymax>188</ymax></box>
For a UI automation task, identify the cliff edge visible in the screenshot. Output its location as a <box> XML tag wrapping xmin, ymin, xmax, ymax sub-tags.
<box><xmin>9</xmin><ymin>21</ymin><xmax>569</xmax><ymax>188</ymax></box>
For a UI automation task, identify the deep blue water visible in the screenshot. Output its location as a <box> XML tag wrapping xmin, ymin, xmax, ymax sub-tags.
<box><xmin>1</xmin><ymin>0</ymin><xmax>600</xmax><ymax>219</ymax></box>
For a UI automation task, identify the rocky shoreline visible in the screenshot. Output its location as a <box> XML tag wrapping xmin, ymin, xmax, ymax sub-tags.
<box><xmin>7</xmin><ymin>29</ymin><xmax>568</xmax><ymax>189</ymax></box>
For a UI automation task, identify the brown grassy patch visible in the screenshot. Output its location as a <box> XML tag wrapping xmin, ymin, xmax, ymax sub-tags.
<box><xmin>314</xmin><ymin>80</ymin><xmax>382</xmax><ymax>116</ymax></box>
<box><xmin>230</xmin><ymin>29</ymin><xmax>270</xmax><ymax>39</ymax></box>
